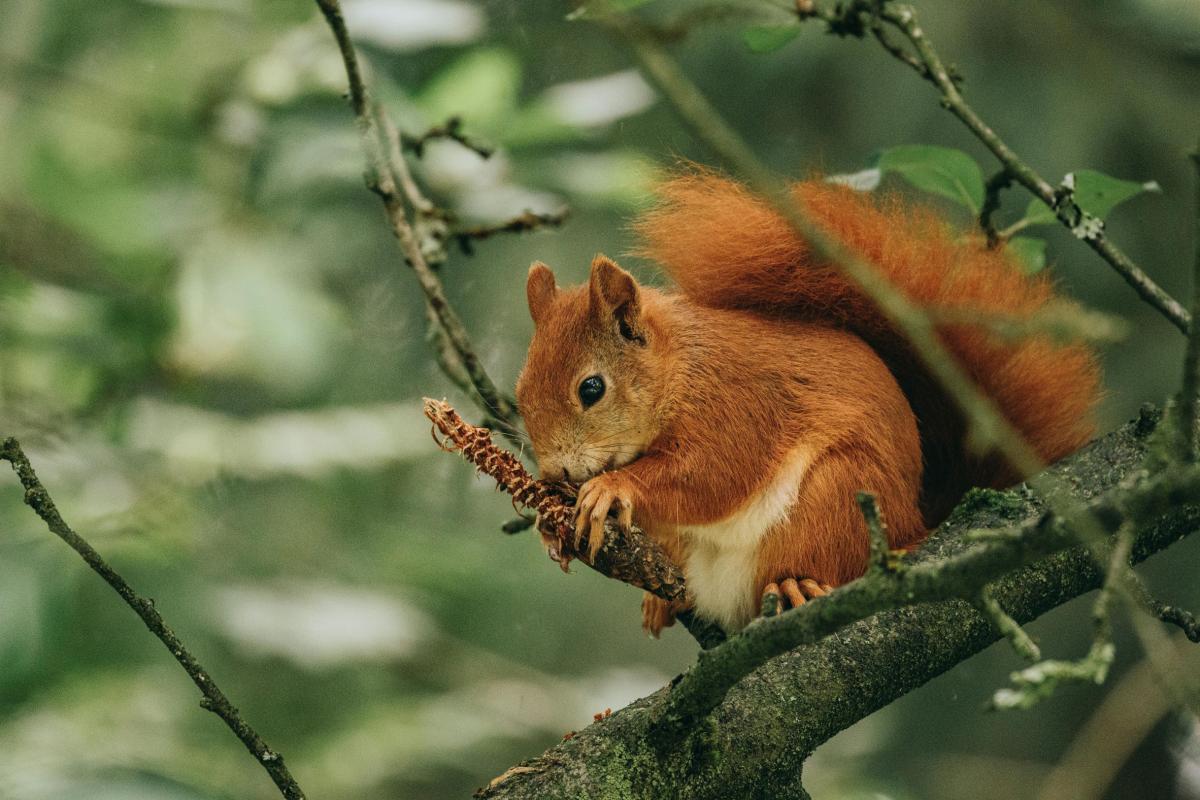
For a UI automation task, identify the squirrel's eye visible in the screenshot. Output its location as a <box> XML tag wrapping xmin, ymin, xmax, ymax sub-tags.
<box><xmin>578</xmin><ymin>375</ymin><xmax>606</xmax><ymax>408</ymax></box>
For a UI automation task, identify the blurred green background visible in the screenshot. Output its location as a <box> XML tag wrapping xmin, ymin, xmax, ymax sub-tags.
<box><xmin>1</xmin><ymin>0</ymin><xmax>1199</xmax><ymax>798</ymax></box>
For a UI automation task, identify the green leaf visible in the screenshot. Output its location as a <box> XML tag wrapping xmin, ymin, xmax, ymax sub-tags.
<box><xmin>417</xmin><ymin>48</ymin><xmax>522</xmax><ymax>130</ymax></box>
<box><xmin>1005</xmin><ymin>236</ymin><xmax>1047</xmax><ymax>274</ymax></box>
<box><xmin>876</xmin><ymin>145</ymin><xmax>985</xmax><ymax>213</ymax></box>
<box><xmin>742</xmin><ymin>24</ymin><xmax>801</xmax><ymax>53</ymax></box>
<box><xmin>1022</xmin><ymin>169</ymin><xmax>1160</xmax><ymax>227</ymax></box>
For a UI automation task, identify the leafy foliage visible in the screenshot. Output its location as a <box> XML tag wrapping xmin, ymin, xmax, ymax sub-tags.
<box><xmin>741</xmin><ymin>24</ymin><xmax>802</xmax><ymax>53</ymax></box>
<box><xmin>1021</xmin><ymin>170</ymin><xmax>1161</xmax><ymax>227</ymax></box>
<box><xmin>874</xmin><ymin>144</ymin><xmax>986</xmax><ymax>213</ymax></box>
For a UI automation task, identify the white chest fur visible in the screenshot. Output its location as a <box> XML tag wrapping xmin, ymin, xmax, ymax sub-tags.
<box><xmin>680</xmin><ymin>449</ymin><xmax>811</xmax><ymax>632</ymax></box>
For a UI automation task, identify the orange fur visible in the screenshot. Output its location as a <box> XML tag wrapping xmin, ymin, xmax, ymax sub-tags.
<box><xmin>516</xmin><ymin>173</ymin><xmax>1101</xmax><ymax>633</ymax></box>
<box><xmin>635</xmin><ymin>172</ymin><xmax>1101</xmax><ymax>522</ymax></box>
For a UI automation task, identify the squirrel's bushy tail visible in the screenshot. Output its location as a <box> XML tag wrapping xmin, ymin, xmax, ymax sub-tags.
<box><xmin>634</xmin><ymin>171</ymin><xmax>1102</xmax><ymax>524</ymax></box>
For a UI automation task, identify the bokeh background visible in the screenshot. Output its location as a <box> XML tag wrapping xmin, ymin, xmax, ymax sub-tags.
<box><xmin>1</xmin><ymin>0</ymin><xmax>1199</xmax><ymax>798</ymax></box>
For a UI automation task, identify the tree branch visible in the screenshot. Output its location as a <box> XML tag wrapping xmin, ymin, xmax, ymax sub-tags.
<box><xmin>477</xmin><ymin>410</ymin><xmax>1200</xmax><ymax>799</ymax></box>
<box><xmin>1177</xmin><ymin>143</ymin><xmax>1200</xmax><ymax>457</ymax></box>
<box><xmin>314</xmin><ymin>0</ymin><xmax>525</xmax><ymax>439</ymax></box>
<box><xmin>653</xmin><ymin>448</ymin><xmax>1197</xmax><ymax>739</ymax></box>
<box><xmin>0</xmin><ymin>438</ymin><xmax>307</xmax><ymax>800</ymax></box>
<box><xmin>453</xmin><ymin>209</ymin><xmax>570</xmax><ymax>255</ymax></box>
<box><xmin>979</xmin><ymin>168</ymin><xmax>1013</xmax><ymax>248</ymax></box>
<box><xmin>402</xmin><ymin>115</ymin><xmax>494</xmax><ymax>160</ymax></box>
<box><xmin>804</xmin><ymin>0</ymin><xmax>1190</xmax><ymax>334</ymax></box>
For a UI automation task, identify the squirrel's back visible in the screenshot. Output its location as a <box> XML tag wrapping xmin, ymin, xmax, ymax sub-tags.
<box><xmin>635</xmin><ymin>171</ymin><xmax>1102</xmax><ymax>524</ymax></box>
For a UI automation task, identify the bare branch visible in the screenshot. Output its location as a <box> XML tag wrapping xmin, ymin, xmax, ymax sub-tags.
<box><xmin>976</xmin><ymin>585</ymin><xmax>1041</xmax><ymax>663</ymax></box>
<box><xmin>453</xmin><ymin>209</ymin><xmax>570</xmax><ymax>255</ymax></box>
<box><xmin>868</xmin><ymin>2</ymin><xmax>1189</xmax><ymax>333</ymax></box>
<box><xmin>925</xmin><ymin>302</ymin><xmax>1130</xmax><ymax>345</ymax></box>
<box><xmin>402</xmin><ymin>115</ymin><xmax>494</xmax><ymax>159</ymax></box>
<box><xmin>1178</xmin><ymin>144</ymin><xmax>1200</xmax><ymax>458</ymax></box>
<box><xmin>979</xmin><ymin>168</ymin><xmax>1014</xmax><ymax>248</ymax></box>
<box><xmin>1125</xmin><ymin>576</ymin><xmax>1200</xmax><ymax>643</ymax></box>
<box><xmin>313</xmin><ymin>0</ymin><xmax>522</xmax><ymax>437</ymax></box>
<box><xmin>0</xmin><ymin>438</ymin><xmax>307</xmax><ymax>800</ymax></box>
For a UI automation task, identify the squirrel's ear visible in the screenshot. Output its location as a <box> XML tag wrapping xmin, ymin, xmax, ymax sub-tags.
<box><xmin>526</xmin><ymin>261</ymin><xmax>558</xmax><ymax>326</ymax></box>
<box><xmin>588</xmin><ymin>254</ymin><xmax>646</xmax><ymax>345</ymax></box>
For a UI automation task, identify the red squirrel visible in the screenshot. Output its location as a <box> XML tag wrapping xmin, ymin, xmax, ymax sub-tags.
<box><xmin>515</xmin><ymin>171</ymin><xmax>1101</xmax><ymax>635</ymax></box>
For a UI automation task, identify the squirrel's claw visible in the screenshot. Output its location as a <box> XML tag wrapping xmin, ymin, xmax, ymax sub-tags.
<box><xmin>762</xmin><ymin>577</ymin><xmax>833</xmax><ymax>616</ymax></box>
<box><xmin>641</xmin><ymin>592</ymin><xmax>685</xmax><ymax>638</ymax></box>
<box><xmin>574</xmin><ymin>473</ymin><xmax>635</xmax><ymax>562</ymax></box>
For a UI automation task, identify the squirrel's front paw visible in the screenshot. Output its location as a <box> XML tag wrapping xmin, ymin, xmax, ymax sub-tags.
<box><xmin>574</xmin><ymin>472</ymin><xmax>636</xmax><ymax>561</ymax></box>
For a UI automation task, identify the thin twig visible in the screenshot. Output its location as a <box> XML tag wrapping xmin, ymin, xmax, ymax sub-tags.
<box><xmin>402</xmin><ymin>115</ymin><xmax>494</xmax><ymax>159</ymax></box>
<box><xmin>1159</xmin><ymin>605</ymin><xmax>1200</xmax><ymax>643</ymax></box>
<box><xmin>925</xmin><ymin>302</ymin><xmax>1130</xmax><ymax>345</ymax></box>
<box><xmin>979</xmin><ymin>168</ymin><xmax>1013</xmax><ymax>247</ymax></box>
<box><xmin>976</xmin><ymin>585</ymin><xmax>1041</xmax><ymax>663</ymax></box>
<box><xmin>0</xmin><ymin>438</ymin><xmax>306</xmax><ymax>800</ymax></box>
<box><xmin>1178</xmin><ymin>145</ymin><xmax>1200</xmax><ymax>459</ymax></box>
<box><xmin>453</xmin><ymin>209</ymin><xmax>570</xmax><ymax>255</ymax></box>
<box><xmin>990</xmin><ymin>520</ymin><xmax>1134</xmax><ymax>709</ymax></box>
<box><xmin>856</xmin><ymin>491</ymin><xmax>897</xmax><ymax>574</ymax></box>
<box><xmin>869</xmin><ymin>2</ymin><xmax>1190</xmax><ymax>334</ymax></box>
<box><xmin>1124</xmin><ymin>575</ymin><xmax>1200</xmax><ymax>644</ymax></box>
<box><xmin>313</xmin><ymin>0</ymin><xmax>521</xmax><ymax>437</ymax></box>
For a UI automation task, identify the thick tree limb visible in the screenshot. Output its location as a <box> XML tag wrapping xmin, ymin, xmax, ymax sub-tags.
<box><xmin>477</xmin><ymin>410</ymin><xmax>1200</xmax><ymax>800</ymax></box>
<box><xmin>0</xmin><ymin>438</ymin><xmax>306</xmax><ymax>800</ymax></box>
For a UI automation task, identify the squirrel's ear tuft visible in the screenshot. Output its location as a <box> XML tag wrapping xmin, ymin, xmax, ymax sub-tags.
<box><xmin>526</xmin><ymin>262</ymin><xmax>558</xmax><ymax>326</ymax></box>
<box><xmin>589</xmin><ymin>254</ymin><xmax>646</xmax><ymax>345</ymax></box>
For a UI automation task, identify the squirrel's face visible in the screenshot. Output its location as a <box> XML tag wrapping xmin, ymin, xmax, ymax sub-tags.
<box><xmin>515</xmin><ymin>255</ymin><xmax>664</xmax><ymax>484</ymax></box>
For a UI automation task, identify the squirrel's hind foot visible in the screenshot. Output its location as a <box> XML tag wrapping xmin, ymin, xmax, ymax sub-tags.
<box><xmin>641</xmin><ymin>592</ymin><xmax>690</xmax><ymax>638</ymax></box>
<box><xmin>761</xmin><ymin>577</ymin><xmax>833</xmax><ymax>616</ymax></box>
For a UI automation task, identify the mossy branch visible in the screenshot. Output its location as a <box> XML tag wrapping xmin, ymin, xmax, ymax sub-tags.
<box><xmin>478</xmin><ymin>413</ymin><xmax>1200</xmax><ymax>800</ymax></box>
